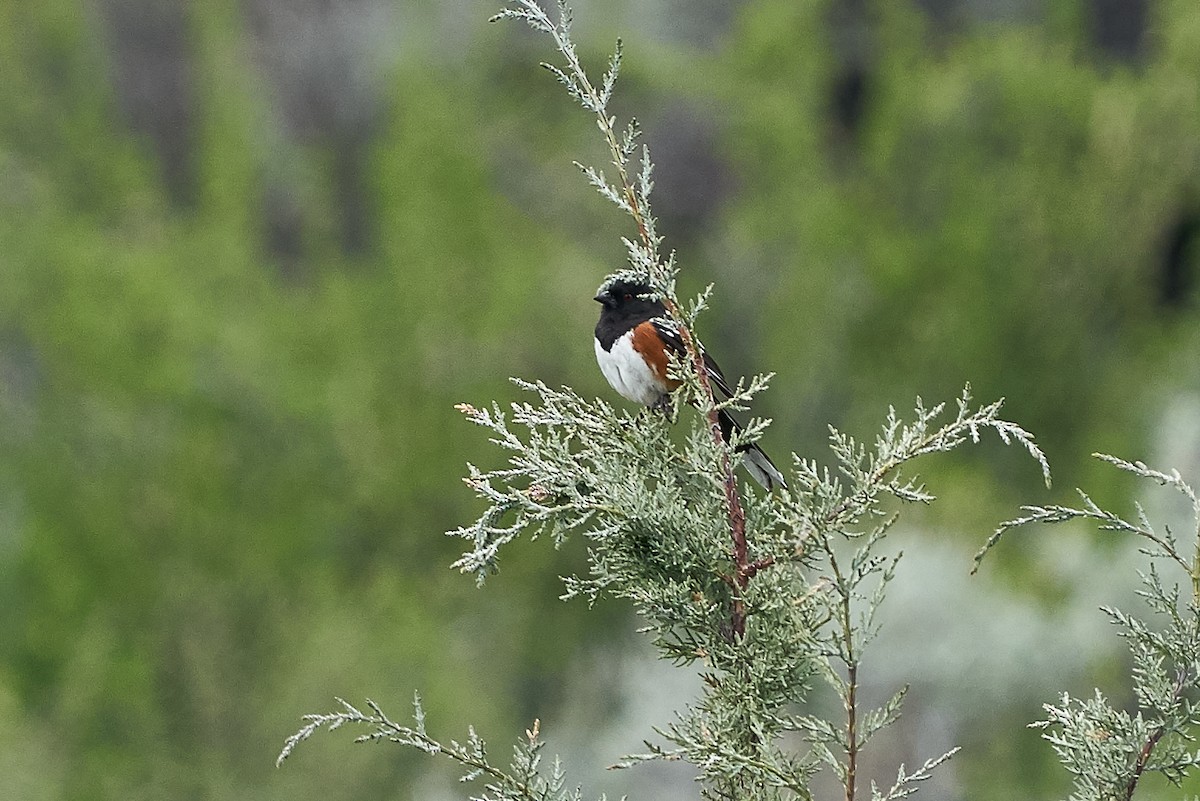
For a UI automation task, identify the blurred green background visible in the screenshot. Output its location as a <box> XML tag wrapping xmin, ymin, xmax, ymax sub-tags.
<box><xmin>2</xmin><ymin>0</ymin><xmax>1200</xmax><ymax>798</ymax></box>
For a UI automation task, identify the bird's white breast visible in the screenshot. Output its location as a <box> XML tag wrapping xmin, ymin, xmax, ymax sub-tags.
<box><xmin>595</xmin><ymin>332</ymin><xmax>667</xmax><ymax>407</ymax></box>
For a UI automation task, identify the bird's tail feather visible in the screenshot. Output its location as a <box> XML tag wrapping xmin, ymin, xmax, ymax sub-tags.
<box><xmin>742</xmin><ymin>445</ymin><xmax>786</xmax><ymax>491</ymax></box>
<box><xmin>717</xmin><ymin>408</ymin><xmax>786</xmax><ymax>490</ymax></box>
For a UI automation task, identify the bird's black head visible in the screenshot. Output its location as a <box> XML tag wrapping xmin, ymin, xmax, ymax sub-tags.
<box><xmin>593</xmin><ymin>280</ymin><xmax>668</xmax><ymax>349</ymax></box>
<box><xmin>593</xmin><ymin>280</ymin><xmax>665</xmax><ymax>318</ymax></box>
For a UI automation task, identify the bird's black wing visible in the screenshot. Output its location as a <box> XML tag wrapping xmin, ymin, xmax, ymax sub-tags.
<box><xmin>650</xmin><ymin>318</ymin><xmax>735</xmax><ymax>399</ymax></box>
<box><xmin>650</xmin><ymin>318</ymin><xmax>785</xmax><ymax>490</ymax></box>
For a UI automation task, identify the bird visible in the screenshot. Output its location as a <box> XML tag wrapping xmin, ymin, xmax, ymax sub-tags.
<box><xmin>593</xmin><ymin>279</ymin><xmax>786</xmax><ymax>490</ymax></box>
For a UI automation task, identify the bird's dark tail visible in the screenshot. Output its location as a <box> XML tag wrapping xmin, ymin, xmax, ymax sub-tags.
<box><xmin>717</xmin><ymin>408</ymin><xmax>787</xmax><ymax>491</ymax></box>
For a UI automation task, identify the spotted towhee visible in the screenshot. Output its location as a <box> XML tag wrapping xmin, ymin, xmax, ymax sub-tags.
<box><xmin>593</xmin><ymin>279</ymin><xmax>786</xmax><ymax>490</ymax></box>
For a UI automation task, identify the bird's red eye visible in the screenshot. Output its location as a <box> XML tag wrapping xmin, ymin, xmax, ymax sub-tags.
<box><xmin>623</xmin><ymin>293</ymin><xmax>633</xmax><ymax>301</ymax></box>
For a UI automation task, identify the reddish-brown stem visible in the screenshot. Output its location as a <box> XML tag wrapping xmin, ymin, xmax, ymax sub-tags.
<box><xmin>846</xmin><ymin>663</ymin><xmax>858</xmax><ymax>801</ymax></box>
<box><xmin>1123</xmin><ymin>727</ymin><xmax>1163</xmax><ymax>801</ymax></box>
<box><xmin>1121</xmin><ymin>667</ymin><xmax>1187</xmax><ymax>800</ymax></box>
<box><xmin>661</xmin><ymin>301</ymin><xmax>750</xmax><ymax>639</ymax></box>
<box><xmin>586</xmin><ymin>55</ymin><xmax>753</xmax><ymax>640</ymax></box>
<box><xmin>743</xmin><ymin>555</ymin><xmax>776</xmax><ymax>581</ymax></box>
<box><xmin>828</xmin><ymin>552</ymin><xmax>858</xmax><ymax>801</ymax></box>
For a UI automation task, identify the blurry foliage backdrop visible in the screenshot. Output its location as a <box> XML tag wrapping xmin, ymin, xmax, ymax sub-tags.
<box><xmin>2</xmin><ymin>0</ymin><xmax>1199</xmax><ymax>799</ymax></box>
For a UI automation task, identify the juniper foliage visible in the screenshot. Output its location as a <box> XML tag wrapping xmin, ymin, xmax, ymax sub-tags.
<box><xmin>977</xmin><ymin>454</ymin><xmax>1200</xmax><ymax>801</ymax></box>
<box><xmin>278</xmin><ymin>3</ymin><xmax>1051</xmax><ymax>799</ymax></box>
<box><xmin>276</xmin><ymin>695</ymin><xmax>593</xmax><ymax>801</ymax></box>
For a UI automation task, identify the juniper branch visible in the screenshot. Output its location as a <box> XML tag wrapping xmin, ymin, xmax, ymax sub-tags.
<box><xmin>278</xmin><ymin>695</ymin><xmax>599</xmax><ymax>801</ymax></box>
<box><xmin>494</xmin><ymin>0</ymin><xmax>756</xmax><ymax>638</ymax></box>
<box><xmin>980</xmin><ymin>454</ymin><xmax>1200</xmax><ymax>799</ymax></box>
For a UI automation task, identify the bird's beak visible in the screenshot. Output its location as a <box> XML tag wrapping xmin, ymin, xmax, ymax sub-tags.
<box><xmin>593</xmin><ymin>293</ymin><xmax>606</xmax><ymax>304</ymax></box>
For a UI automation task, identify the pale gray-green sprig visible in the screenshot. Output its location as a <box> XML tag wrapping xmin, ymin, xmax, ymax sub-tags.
<box><xmin>979</xmin><ymin>454</ymin><xmax>1200</xmax><ymax>800</ymax></box>
<box><xmin>277</xmin><ymin>694</ymin><xmax>607</xmax><ymax>801</ymax></box>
